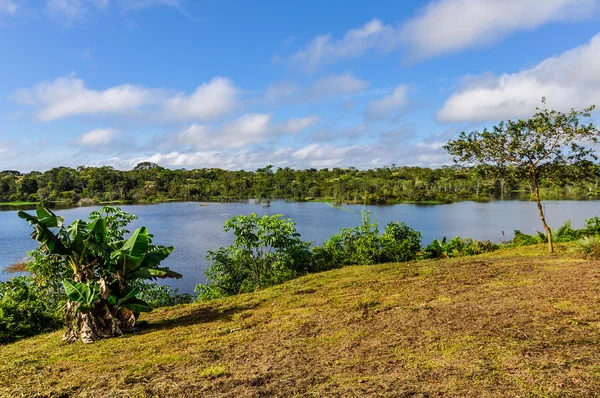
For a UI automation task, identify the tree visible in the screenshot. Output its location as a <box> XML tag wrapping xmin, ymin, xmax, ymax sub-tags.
<box><xmin>444</xmin><ymin>100</ymin><xmax>599</xmax><ymax>252</ymax></box>
<box><xmin>18</xmin><ymin>206</ymin><xmax>182</xmax><ymax>343</ymax></box>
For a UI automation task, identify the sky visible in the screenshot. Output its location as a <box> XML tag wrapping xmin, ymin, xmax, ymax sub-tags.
<box><xmin>1</xmin><ymin>0</ymin><xmax>600</xmax><ymax>172</ymax></box>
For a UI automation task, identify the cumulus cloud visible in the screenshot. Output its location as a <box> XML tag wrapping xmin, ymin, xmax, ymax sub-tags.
<box><xmin>364</xmin><ymin>84</ymin><xmax>409</xmax><ymax>121</ymax></box>
<box><xmin>0</xmin><ymin>0</ymin><xmax>16</xmax><ymax>15</ymax></box>
<box><xmin>437</xmin><ymin>33</ymin><xmax>600</xmax><ymax>123</ymax></box>
<box><xmin>289</xmin><ymin>19</ymin><xmax>399</xmax><ymax>71</ymax></box>
<box><xmin>402</xmin><ymin>0</ymin><xmax>596</xmax><ymax>60</ymax></box>
<box><xmin>75</xmin><ymin>128</ymin><xmax>118</xmax><ymax>147</ymax></box>
<box><xmin>286</xmin><ymin>0</ymin><xmax>596</xmax><ymax>69</ymax></box>
<box><xmin>173</xmin><ymin>113</ymin><xmax>319</xmax><ymax>151</ymax></box>
<box><xmin>264</xmin><ymin>73</ymin><xmax>369</xmax><ymax>104</ymax></box>
<box><xmin>15</xmin><ymin>74</ymin><xmax>160</xmax><ymax>121</ymax></box>
<box><xmin>164</xmin><ymin>77</ymin><xmax>240</xmax><ymax>121</ymax></box>
<box><xmin>16</xmin><ymin>74</ymin><xmax>241</xmax><ymax>122</ymax></box>
<box><xmin>107</xmin><ymin>131</ymin><xmax>451</xmax><ymax>170</ymax></box>
<box><xmin>279</xmin><ymin>116</ymin><xmax>320</xmax><ymax>133</ymax></box>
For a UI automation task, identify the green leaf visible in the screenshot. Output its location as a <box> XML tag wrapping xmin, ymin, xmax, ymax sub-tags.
<box><xmin>132</xmin><ymin>267</ymin><xmax>183</xmax><ymax>280</ymax></box>
<box><xmin>63</xmin><ymin>279</ymin><xmax>90</xmax><ymax>304</ymax></box>
<box><xmin>123</xmin><ymin>298</ymin><xmax>152</xmax><ymax>313</ymax></box>
<box><xmin>116</xmin><ymin>286</ymin><xmax>141</xmax><ymax>306</ymax></box>
<box><xmin>141</xmin><ymin>246</ymin><xmax>174</xmax><ymax>268</ymax></box>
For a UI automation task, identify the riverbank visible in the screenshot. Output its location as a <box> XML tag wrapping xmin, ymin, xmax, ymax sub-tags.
<box><xmin>1</xmin><ymin>244</ymin><xmax>599</xmax><ymax>396</ymax></box>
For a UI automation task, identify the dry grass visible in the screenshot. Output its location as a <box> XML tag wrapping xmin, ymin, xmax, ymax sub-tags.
<box><xmin>2</xmin><ymin>244</ymin><xmax>600</xmax><ymax>397</ymax></box>
<box><xmin>4</xmin><ymin>262</ymin><xmax>27</xmax><ymax>273</ymax></box>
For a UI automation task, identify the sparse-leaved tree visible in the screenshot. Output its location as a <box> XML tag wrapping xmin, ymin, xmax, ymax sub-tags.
<box><xmin>444</xmin><ymin>99</ymin><xmax>599</xmax><ymax>252</ymax></box>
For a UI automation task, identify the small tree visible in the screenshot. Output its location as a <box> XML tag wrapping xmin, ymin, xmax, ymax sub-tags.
<box><xmin>197</xmin><ymin>214</ymin><xmax>311</xmax><ymax>299</ymax></box>
<box><xmin>444</xmin><ymin>100</ymin><xmax>598</xmax><ymax>252</ymax></box>
<box><xmin>18</xmin><ymin>206</ymin><xmax>182</xmax><ymax>343</ymax></box>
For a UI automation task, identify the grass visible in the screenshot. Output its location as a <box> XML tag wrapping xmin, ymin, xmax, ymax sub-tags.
<box><xmin>0</xmin><ymin>201</ymin><xmax>39</xmax><ymax>206</ymax></box>
<box><xmin>2</xmin><ymin>245</ymin><xmax>600</xmax><ymax>396</ymax></box>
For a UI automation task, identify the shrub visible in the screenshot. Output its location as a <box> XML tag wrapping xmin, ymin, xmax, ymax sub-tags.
<box><xmin>583</xmin><ymin>216</ymin><xmax>600</xmax><ymax>235</ymax></box>
<box><xmin>421</xmin><ymin>236</ymin><xmax>499</xmax><ymax>259</ymax></box>
<box><xmin>0</xmin><ymin>276</ymin><xmax>63</xmax><ymax>344</ymax></box>
<box><xmin>196</xmin><ymin>214</ymin><xmax>312</xmax><ymax>300</ymax></box>
<box><xmin>133</xmin><ymin>281</ymin><xmax>194</xmax><ymax>308</ymax></box>
<box><xmin>512</xmin><ymin>220</ymin><xmax>585</xmax><ymax>247</ymax></box>
<box><xmin>312</xmin><ymin>211</ymin><xmax>421</xmax><ymax>267</ymax></box>
<box><xmin>512</xmin><ymin>230</ymin><xmax>544</xmax><ymax>246</ymax></box>
<box><xmin>576</xmin><ymin>235</ymin><xmax>600</xmax><ymax>258</ymax></box>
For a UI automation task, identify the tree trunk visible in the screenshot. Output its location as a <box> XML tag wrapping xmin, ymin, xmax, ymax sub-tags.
<box><xmin>530</xmin><ymin>166</ymin><xmax>554</xmax><ymax>253</ymax></box>
<box><xmin>63</xmin><ymin>300</ymin><xmax>135</xmax><ymax>344</ymax></box>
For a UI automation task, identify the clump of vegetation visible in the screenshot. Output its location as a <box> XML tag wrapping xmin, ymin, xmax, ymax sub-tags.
<box><xmin>420</xmin><ymin>237</ymin><xmax>498</xmax><ymax>259</ymax></box>
<box><xmin>576</xmin><ymin>235</ymin><xmax>600</xmax><ymax>258</ymax></box>
<box><xmin>18</xmin><ymin>206</ymin><xmax>182</xmax><ymax>343</ymax></box>
<box><xmin>0</xmin><ymin>276</ymin><xmax>63</xmax><ymax>344</ymax></box>
<box><xmin>196</xmin><ymin>214</ymin><xmax>312</xmax><ymax>300</ymax></box>
<box><xmin>312</xmin><ymin>211</ymin><xmax>422</xmax><ymax>269</ymax></box>
<box><xmin>133</xmin><ymin>280</ymin><xmax>194</xmax><ymax>308</ymax></box>
<box><xmin>511</xmin><ymin>218</ymin><xmax>599</xmax><ymax>248</ymax></box>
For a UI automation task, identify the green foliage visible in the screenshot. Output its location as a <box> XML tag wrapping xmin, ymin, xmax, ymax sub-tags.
<box><xmin>63</xmin><ymin>280</ymin><xmax>100</xmax><ymax>314</ymax></box>
<box><xmin>133</xmin><ymin>280</ymin><xmax>194</xmax><ymax>308</ymax></box>
<box><xmin>196</xmin><ymin>214</ymin><xmax>312</xmax><ymax>300</ymax></box>
<box><xmin>421</xmin><ymin>236</ymin><xmax>499</xmax><ymax>259</ymax></box>
<box><xmin>583</xmin><ymin>216</ymin><xmax>600</xmax><ymax>235</ymax></box>
<box><xmin>18</xmin><ymin>206</ymin><xmax>181</xmax><ymax>343</ymax></box>
<box><xmin>0</xmin><ymin>277</ymin><xmax>63</xmax><ymax>344</ymax></box>
<box><xmin>512</xmin><ymin>220</ymin><xmax>586</xmax><ymax>247</ymax></box>
<box><xmin>445</xmin><ymin>100</ymin><xmax>599</xmax><ymax>252</ymax></box>
<box><xmin>5</xmin><ymin>158</ymin><xmax>600</xmax><ymax>207</ymax></box>
<box><xmin>576</xmin><ymin>235</ymin><xmax>600</xmax><ymax>258</ymax></box>
<box><xmin>312</xmin><ymin>211</ymin><xmax>422</xmax><ymax>268</ymax></box>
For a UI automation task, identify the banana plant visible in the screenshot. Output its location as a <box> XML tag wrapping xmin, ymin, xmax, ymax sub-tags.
<box><xmin>18</xmin><ymin>206</ymin><xmax>182</xmax><ymax>343</ymax></box>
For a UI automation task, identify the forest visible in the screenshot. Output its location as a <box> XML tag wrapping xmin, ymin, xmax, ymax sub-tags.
<box><xmin>2</xmin><ymin>160</ymin><xmax>600</xmax><ymax>206</ymax></box>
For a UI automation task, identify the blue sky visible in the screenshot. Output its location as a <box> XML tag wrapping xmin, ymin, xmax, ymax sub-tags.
<box><xmin>1</xmin><ymin>0</ymin><xmax>600</xmax><ymax>171</ymax></box>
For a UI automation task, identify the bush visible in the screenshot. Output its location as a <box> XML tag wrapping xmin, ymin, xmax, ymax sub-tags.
<box><xmin>512</xmin><ymin>220</ymin><xmax>584</xmax><ymax>247</ymax></box>
<box><xmin>196</xmin><ymin>214</ymin><xmax>312</xmax><ymax>300</ymax></box>
<box><xmin>583</xmin><ymin>216</ymin><xmax>600</xmax><ymax>235</ymax></box>
<box><xmin>421</xmin><ymin>236</ymin><xmax>499</xmax><ymax>259</ymax></box>
<box><xmin>0</xmin><ymin>277</ymin><xmax>63</xmax><ymax>344</ymax></box>
<box><xmin>312</xmin><ymin>211</ymin><xmax>422</xmax><ymax>268</ymax></box>
<box><xmin>576</xmin><ymin>236</ymin><xmax>600</xmax><ymax>258</ymax></box>
<box><xmin>133</xmin><ymin>281</ymin><xmax>194</xmax><ymax>308</ymax></box>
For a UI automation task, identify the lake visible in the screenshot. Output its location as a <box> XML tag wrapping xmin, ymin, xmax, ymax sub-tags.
<box><xmin>1</xmin><ymin>200</ymin><xmax>599</xmax><ymax>293</ymax></box>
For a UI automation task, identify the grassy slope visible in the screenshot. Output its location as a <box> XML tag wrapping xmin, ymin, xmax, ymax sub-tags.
<box><xmin>2</xmin><ymin>245</ymin><xmax>600</xmax><ymax>397</ymax></box>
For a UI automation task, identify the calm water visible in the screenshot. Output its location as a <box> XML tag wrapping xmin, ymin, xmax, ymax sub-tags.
<box><xmin>1</xmin><ymin>200</ymin><xmax>599</xmax><ymax>293</ymax></box>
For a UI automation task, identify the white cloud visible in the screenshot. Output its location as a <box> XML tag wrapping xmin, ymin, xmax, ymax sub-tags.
<box><xmin>287</xmin><ymin>0</ymin><xmax>596</xmax><ymax>69</ymax></box>
<box><xmin>164</xmin><ymin>77</ymin><xmax>240</xmax><ymax>121</ymax></box>
<box><xmin>364</xmin><ymin>84</ymin><xmax>409</xmax><ymax>121</ymax></box>
<box><xmin>403</xmin><ymin>0</ymin><xmax>596</xmax><ymax>60</ymax></box>
<box><xmin>16</xmin><ymin>74</ymin><xmax>241</xmax><ymax>122</ymax></box>
<box><xmin>279</xmin><ymin>116</ymin><xmax>320</xmax><ymax>133</ymax></box>
<box><xmin>437</xmin><ymin>33</ymin><xmax>600</xmax><ymax>123</ymax></box>
<box><xmin>289</xmin><ymin>19</ymin><xmax>399</xmax><ymax>71</ymax></box>
<box><xmin>16</xmin><ymin>74</ymin><xmax>159</xmax><ymax>121</ymax></box>
<box><xmin>264</xmin><ymin>73</ymin><xmax>369</xmax><ymax>104</ymax></box>
<box><xmin>174</xmin><ymin>113</ymin><xmax>319</xmax><ymax>150</ymax></box>
<box><xmin>75</xmin><ymin>128</ymin><xmax>118</xmax><ymax>147</ymax></box>
<box><xmin>107</xmin><ymin>131</ymin><xmax>452</xmax><ymax>170</ymax></box>
<box><xmin>0</xmin><ymin>0</ymin><xmax>16</xmax><ymax>15</ymax></box>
